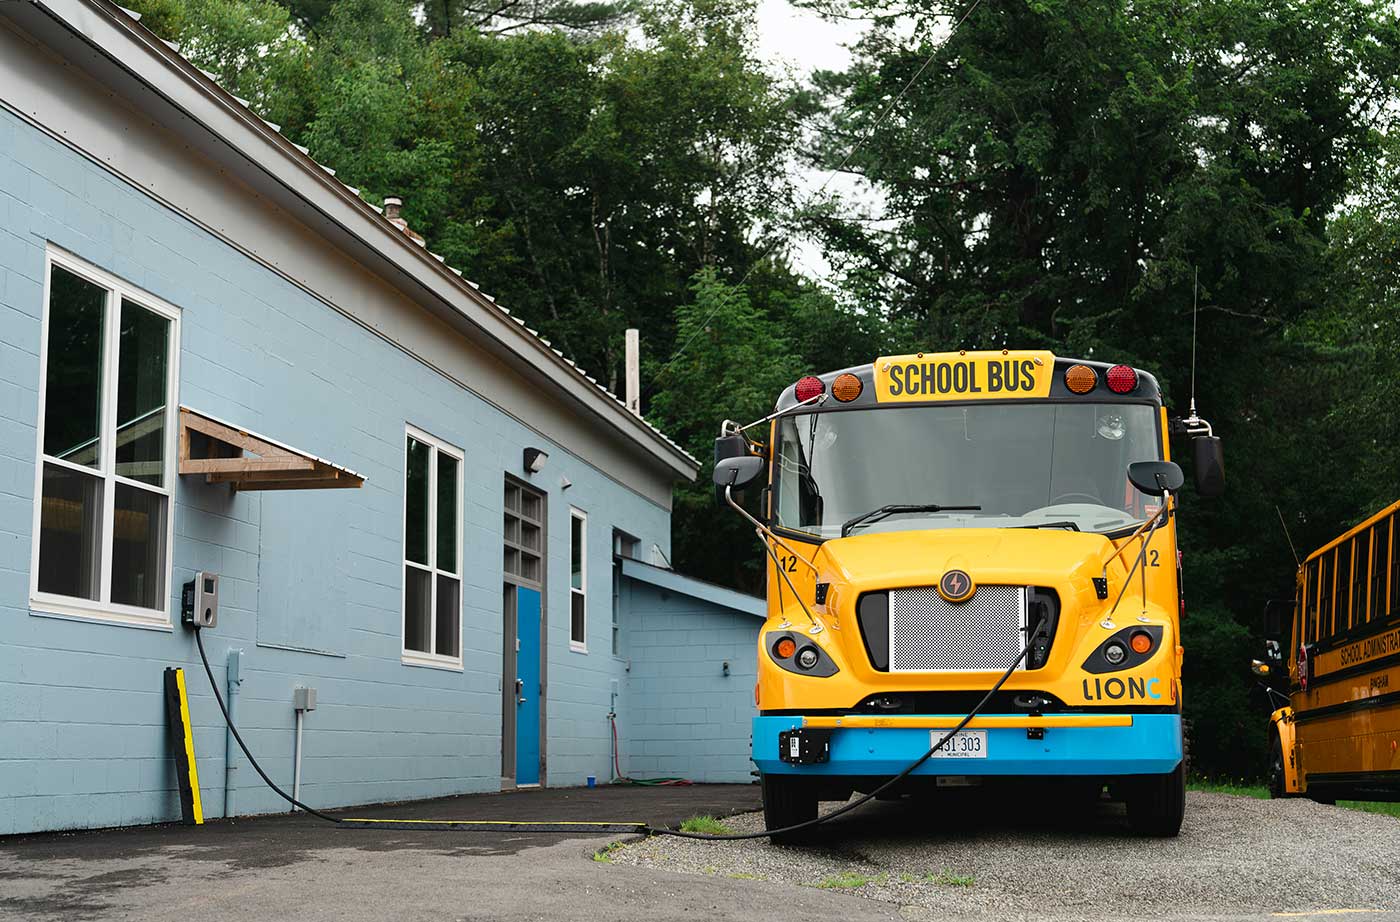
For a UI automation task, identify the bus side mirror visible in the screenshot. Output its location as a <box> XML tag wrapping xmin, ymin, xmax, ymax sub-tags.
<box><xmin>713</xmin><ymin>455</ymin><xmax>765</xmax><ymax>504</ymax></box>
<box><xmin>1262</xmin><ymin>599</ymin><xmax>1290</xmax><ymax>643</ymax></box>
<box><xmin>1193</xmin><ymin>436</ymin><xmax>1225</xmax><ymax>497</ymax></box>
<box><xmin>1127</xmin><ymin>460</ymin><xmax>1184</xmax><ymax>497</ymax></box>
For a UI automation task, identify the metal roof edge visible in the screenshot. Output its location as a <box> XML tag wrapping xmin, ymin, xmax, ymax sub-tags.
<box><xmin>619</xmin><ymin>558</ymin><xmax>766</xmax><ymax>619</ymax></box>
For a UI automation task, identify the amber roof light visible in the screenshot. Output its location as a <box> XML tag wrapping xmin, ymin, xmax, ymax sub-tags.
<box><xmin>832</xmin><ymin>373</ymin><xmax>863</xmax><ymax>402</ymax></box>
<box><xmin>1064</xmin><ymin>364</ymin><xmax>1098</xmax><ymax>394</ymax></box>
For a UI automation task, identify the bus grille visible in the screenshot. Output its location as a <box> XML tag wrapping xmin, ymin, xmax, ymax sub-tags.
<box><xmin>889</xmin><ymin>585</ymin><xmax>1027</xmax><ymax>672</ymax></box>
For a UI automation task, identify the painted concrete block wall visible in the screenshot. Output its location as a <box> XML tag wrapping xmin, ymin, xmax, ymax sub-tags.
<box><xmin>618</xmin><ymin>579</ymin><xmax>760</xmax><ymax>784</ymax></box>
<box><xmin>0</xmin><ymin>106</ymin><xmax>671</xmax><ymax>834</ymax></box>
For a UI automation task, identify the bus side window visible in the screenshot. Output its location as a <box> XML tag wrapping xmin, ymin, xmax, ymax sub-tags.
<box><xmin>1351</xmin><ymin>535</ymin><xmax>1367</xmax><ymax>631</ymax></box>
<box><xmin>1390</xmin><ymin>516</ymin><xmax>1399</xmax><ymax>620</ymax></box>
<box><xmin>1319</xmin><ymin>551</ymin><xmax>1334</xmax><ymax>641</ymax></box>
<box><xmin>1304</xmin><ymin>561</ymin><xmax>1319</xmax><ymax>645</ymax></box>
<box><xmin>1370</xmin><ymin>523</ymin><xmax>1387</xmax><ymax>622</ymax></box>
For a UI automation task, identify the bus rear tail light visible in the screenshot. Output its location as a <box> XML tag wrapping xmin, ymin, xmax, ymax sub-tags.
<box><xmin>794</xmin><ymin>375</ymin><xmax>825</xmax><ymax>402</ymax></box>
<box><xmin>1064</xmin><ymin>364</ymin><xmax>1097</xmax><ymax>394</ymax></box>
<box><xmin>1106</xmin><ymin>364</ymin><xmax>1138</xmax><ymax>393</ymax></box>
<box><xmin>831</xmin><ymin>373</ymin><xmax>863</xmax><ymax>402</ymax></box>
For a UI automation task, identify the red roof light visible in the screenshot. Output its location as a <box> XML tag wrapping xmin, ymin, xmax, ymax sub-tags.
<box><xmin>794</xmin><ymin>376</ymin><xmax>825</xmax><ymax>403</ymax></box>
<box><xmin>1106</xmin><ymin>365</ymin><xmax>1138</xmax><ymax>394</ymax></box>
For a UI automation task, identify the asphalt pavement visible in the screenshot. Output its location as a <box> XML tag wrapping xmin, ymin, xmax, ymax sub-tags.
<box><xmin>3</xmin><ymin>784</ymin><xmax>1398</xmax><ymax>921</ymax></box>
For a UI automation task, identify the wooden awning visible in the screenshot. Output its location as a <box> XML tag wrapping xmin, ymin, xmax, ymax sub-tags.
<box><xmin>178</xmin><ymin>407</ymin><xmax>364</xmax><ymax>491</ymax></box>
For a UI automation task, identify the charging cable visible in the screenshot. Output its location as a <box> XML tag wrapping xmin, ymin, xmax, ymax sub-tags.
<box><xmin>193</xmin><ymin>626</ymin><xmax>343</xmax><ymax>825</ymax></box>
<box><xmin>649</xmin><ymin>641</ymin><xmax>1032</xmax><ymax>841</ymax></box>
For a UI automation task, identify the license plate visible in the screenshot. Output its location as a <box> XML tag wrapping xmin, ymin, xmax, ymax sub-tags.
<box><xmin>930</xmin><ymin>730</ymin><xmax>987</xmax><ymax>759</ymax></box>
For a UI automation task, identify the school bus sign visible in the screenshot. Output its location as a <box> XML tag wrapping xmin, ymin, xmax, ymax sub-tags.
<box><xmin>874</xmin><ymin>350</ymin><xmax>1056</xmax><ymax>402</ymax></box>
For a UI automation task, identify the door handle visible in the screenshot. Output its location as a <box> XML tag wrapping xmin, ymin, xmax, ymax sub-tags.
<box><xmin>515</xmin><ymin>678</ymin><xmax>526</xmax><ymax>705</ymax></box>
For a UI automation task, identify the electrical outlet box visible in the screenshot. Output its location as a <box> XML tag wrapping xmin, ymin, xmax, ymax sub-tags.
<box><xmin>293</xmin><ymin>687</ymin><xmax>317</xmax><ymax>712</ymax></box>
<box><xmin>181</xmin><ymin>572</ymin><xmax>219</xmax><ymax>629</ymax></box>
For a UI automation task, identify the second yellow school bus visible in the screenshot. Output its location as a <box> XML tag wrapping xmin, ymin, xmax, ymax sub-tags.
<box><xmin>711</xmin><ymin>350</ymin><xmax>1225</xmax><ymax>840</ymax></box>
<box><xmin>1264</xmin><ymin>501</ymin><xmax>1400</xmax><ymax>802</ymax></box>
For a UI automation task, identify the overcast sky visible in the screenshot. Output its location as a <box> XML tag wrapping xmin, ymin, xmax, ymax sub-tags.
<box><xmin>750</xmin><ymin>1</ymin><xmax>868</xmax><ymax>284</ymax></box>
<box><xmin>754</xmin><ymin>0</ymin><xmax>855</xmax><ymax>76</ymax></box>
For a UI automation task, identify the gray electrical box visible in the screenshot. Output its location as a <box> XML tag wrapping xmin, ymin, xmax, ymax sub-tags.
<box><xmin>293</xmin><ymin>687</ymin><xmax>317</xmax><ymax>712</ymax></box>
<box><xmin>181</xmin><ymin>572</ymin><xmax>219</xmax><ymax>629</ymax></box>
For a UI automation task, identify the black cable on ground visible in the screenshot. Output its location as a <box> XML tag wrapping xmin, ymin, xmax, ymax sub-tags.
<box><xmin>646</xmin><ymin>642</ymin><xmax>1033</xmax><ymax>841</ymax></box>
<box><xmin>193</xmin><ymin>626</ymin><xmax>343</xmax><ymax>825</ymax></box>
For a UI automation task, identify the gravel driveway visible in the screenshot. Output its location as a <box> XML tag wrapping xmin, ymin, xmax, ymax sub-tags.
<box><xmin>613</xmin><ymin>790</ymin><xmax>1400</xmax><ymax>921</ymax></box>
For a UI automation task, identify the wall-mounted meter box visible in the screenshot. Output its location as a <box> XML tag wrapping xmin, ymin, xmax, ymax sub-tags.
<box><xmin>181</xmin><ymin>572</ymin><xmax>219</xmax><ymax>629</ymax></box>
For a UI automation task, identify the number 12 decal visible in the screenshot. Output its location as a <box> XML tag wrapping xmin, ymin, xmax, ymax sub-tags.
<box><xmin>777</xmin><ymin>555</ymin><xmax>798</xmax><ymax>573</ymax></box>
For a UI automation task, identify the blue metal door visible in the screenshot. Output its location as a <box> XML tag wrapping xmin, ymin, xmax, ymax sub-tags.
<box><xmin>515</xmin><ymin>586</ymin><xmax>542</xmax><ymax>785</ymax></box>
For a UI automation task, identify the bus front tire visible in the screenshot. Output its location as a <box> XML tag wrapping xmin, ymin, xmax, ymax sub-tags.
<box><xmin>1125</xmin><ymin>761</ymin><xmax>1185</xmax><ymax>837</ymax></box>
<box><xmin>761</xmin><ymin>773</ymin><xmax>817</xmax><ymax>845</ymax></box>
<box><xmin>1268</xmin><ymin>732</ymin><xmax>1286</xmax><ymax>799</ymax></box>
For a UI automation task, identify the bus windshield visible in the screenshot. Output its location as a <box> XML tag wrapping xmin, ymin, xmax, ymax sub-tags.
<box><xmin>773</xmin><ymin>402</ymin><xmax>1162</xmax><ymax>538</ymax></box>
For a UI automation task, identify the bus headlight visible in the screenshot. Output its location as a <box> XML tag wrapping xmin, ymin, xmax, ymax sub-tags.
<box><xmin>765</xmin><ymin>631</ymin><xmax>839</xmax><ymax>677</ymax></box>
<box><xmin>1103</xmin><ymin>642</ymin><xmax>1127</xmax><ymax>666</ymax></box>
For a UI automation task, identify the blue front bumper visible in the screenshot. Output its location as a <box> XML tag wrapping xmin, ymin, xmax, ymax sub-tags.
<box><xmin>753</xmin><ymin>714</ymin><xmax>1182</xmax><ymax>777</ymax></box>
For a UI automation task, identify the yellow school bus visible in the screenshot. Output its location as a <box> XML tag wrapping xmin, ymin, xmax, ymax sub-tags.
<box><xmin>712</xmin><ymin>350</ymin><xmax>1225</xmax><ymax>840</ymax></box>
<box><xmin>1262</xmin><ymin>501</ymin><xmax>1400</xmax><ymax>802</ymax></box>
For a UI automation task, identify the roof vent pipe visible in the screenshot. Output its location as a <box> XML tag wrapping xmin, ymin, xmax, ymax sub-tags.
<box><xmin>382</xmin><ymin>196</ymin><xmax>425</xmax><ymax>247</ymax></box>
<box><xmin>625</xmin><ymin>328</ymin><xmax>641</xmax><ymax>417</ymax></box>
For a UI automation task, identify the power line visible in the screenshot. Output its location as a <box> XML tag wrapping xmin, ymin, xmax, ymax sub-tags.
<box><xmin>655</xmin><ymin>0</ymin><xmax>985</xmax><ymax>382</ymax></box>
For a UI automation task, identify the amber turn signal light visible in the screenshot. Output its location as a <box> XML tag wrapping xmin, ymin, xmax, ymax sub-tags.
<box><xmin>1130</xmin><ymin>631</ymin><xmax>1154</xmax><ymax>655</ymax></box>
<box><xmin>832</xmin><ymin>373</ymin><xmax>863</xmax><ymax>402</ymax></box>
<box><xmin>774</xmin><ymin>637</ymin><xmax>797</xmax><ymax>659</ymax></box>
<box><xmin>1064</xmin><ymin>364</ymin><xmax>1097</xmax><ymax>394</ymax></box>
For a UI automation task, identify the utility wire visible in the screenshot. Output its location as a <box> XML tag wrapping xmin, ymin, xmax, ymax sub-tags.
<box><xmin>655</xmin><ymin>0</ymin><xmax>985</xmax><ymax>383</ymax></box>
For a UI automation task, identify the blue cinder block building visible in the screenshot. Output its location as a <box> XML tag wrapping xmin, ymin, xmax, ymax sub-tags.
<box><xmin>0</xmin><ymin>0</ymin><xmax>761</xmax><ymax>835</ymax></box>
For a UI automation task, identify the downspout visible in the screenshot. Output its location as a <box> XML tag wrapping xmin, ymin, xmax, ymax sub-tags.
<box><xmin>223</xmin><ymin>648</ymin><xmax>242</xmax><ymax>818</ymax></box>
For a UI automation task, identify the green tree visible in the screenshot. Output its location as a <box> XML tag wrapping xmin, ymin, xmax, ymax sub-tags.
<box><xmin>804</xmin><ymin>0</ymin><xmax>1400</xmax><ymax>777</ymax></box>
<box><xmin>648</xmin><ymin>270</ymin><xmax>802</xmax><ymax>589</ymax></box>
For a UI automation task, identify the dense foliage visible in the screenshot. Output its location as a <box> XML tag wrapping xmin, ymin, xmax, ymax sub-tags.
<box><xmin>127</xmin><ymin>0</ymin><xmax>1400</xmax><ymax>778</ymax></box>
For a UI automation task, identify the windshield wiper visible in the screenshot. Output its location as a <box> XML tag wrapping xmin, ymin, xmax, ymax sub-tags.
<box><xmin>841</xmin><ymin>503</ymin><xmax>982</xmax><ymax>537</ymax></box>
<box><xmin>1014</xmin><ymin>521</ymin><xmax>1081</xmax><ymax>532</ymax></box>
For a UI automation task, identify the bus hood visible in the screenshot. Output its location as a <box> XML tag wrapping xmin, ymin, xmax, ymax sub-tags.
<box><xmin>813</xmin><ymin>527</ymin><xmax>1123</xmax><ymax>612</ymax></box>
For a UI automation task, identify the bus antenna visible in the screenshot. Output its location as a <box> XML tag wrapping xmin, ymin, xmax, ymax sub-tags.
<box><xmin>1188</xmin><ymin>266</ymin><xmax>1199</xmax><ymax>421</ymax></box>
<box><xmin>1276</xmin><ymin>505</ymin><xmax>1301</xmax><ymax>568</ymax></box>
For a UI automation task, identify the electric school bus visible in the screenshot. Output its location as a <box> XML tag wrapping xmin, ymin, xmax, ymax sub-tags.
<box><xmin>712</xmin><ymin>350</ymin><xmax>1225</xmax><ymax>840</ymax></box>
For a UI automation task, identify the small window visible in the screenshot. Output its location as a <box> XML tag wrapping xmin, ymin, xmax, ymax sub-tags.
<box><xmin>1369</xmin><ymin>523</ymin><xmax>1387</xmax><ymax>622</ymax></box>
<box><xmin>570</xmin><ymin>509</ymin><xmax>587</xmax><ymax>651</ymax></box>
<box><xmin>504</xmin><ymin>479</ymin><xmax>543</xmax><ymax>585</ymax></box>
<box><xmin>402</xmin><ymin>426</ymin><xmax>462</xmax><ymax>667</ymax></box>
<box><xmin>32</xmin><ymin>251</ymin><xmax>179</xmax><ymax>626</ymax></box>
<box><xmin>1303</xmin><ymin>561</ymin><xmax>1319</xmax><ymax>644</ymax></box>
<box><xmin>1349</xmin><ymin>535</ymin><xmax>1366</xmax><ymax>631</ymax></box>
<box><xmin>1319</xmin><ymin>551</ymin><xmax>1335</xmax><ymax>640</ymax></box>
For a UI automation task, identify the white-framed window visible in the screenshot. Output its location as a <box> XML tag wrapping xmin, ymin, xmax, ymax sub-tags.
<box><xmin>30</xmin><ymin>247</ymin><xmax>181</xmax><ymax>628</ymax></box>
<box><xmin>402</xmin><ymin>425</ymin><xmax>463</xmax><ymax>668</ymax></box>
<box><xmin>569</xmin><ymin>508</ymin><xmax>587</xmax><ymax>652</ymax></box>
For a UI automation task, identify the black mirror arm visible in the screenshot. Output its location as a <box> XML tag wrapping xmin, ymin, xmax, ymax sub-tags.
<box><xmin>723</xmin><ymin>484</ymin><xmax>824</xmax><ymax>635</ymax></box>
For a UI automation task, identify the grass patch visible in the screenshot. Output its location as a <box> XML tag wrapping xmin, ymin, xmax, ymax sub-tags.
<box><xmin>1191</xmin><ymin>781</ymin><xmax>1399</xmax><ymax>818</ymax></box>
<box><xmin>729</xmin><ymin>872</ymin><xmax>765</xmax><ymax>881</ymax></box>
<box><xmin>816</xmin><ymin>871</ymin><xmax>887</xmax><ymax>890</ymax></box>
<box><xmin>592</xmin><ymin>841</ymin><xmax>624</xmax><ymax>863</ymax></box>
<box><xmin>1339</xmin><ymin>800</ymin><xmax>1400</xmax><ymax>819</ymax></box>
<box><xmin>1188</xmin><ymin>780</ymin><xmax>1269</xmax><ymax>799</ymax></box>
<box><xmin>679</xmin><ymin>815</ymin><xmax>733</xmax><ymax>835</ymax></box>
<box><xmin>902</xmin><ymin>870</ymin><xmax>976</xmax><ymax>887</ymax></box>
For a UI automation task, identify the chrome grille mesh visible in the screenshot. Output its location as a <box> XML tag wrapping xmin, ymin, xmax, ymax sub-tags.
<box><xmin>889</xmin><ymin>585</ymin><xmax>1027</xmax><ymax>672</ymax></box>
